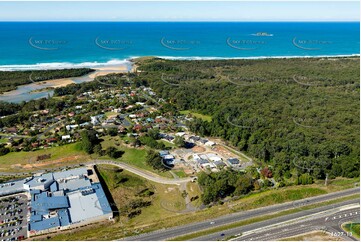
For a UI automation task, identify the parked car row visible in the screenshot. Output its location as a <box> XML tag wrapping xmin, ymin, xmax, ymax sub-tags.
<box><xmin>0</xmin><ymin>195</ymin><xmax>27</xmax><ymax>241</ymax></box>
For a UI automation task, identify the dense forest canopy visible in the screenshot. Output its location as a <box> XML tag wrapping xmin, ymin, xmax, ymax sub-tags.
<box><xmin>0</xmin><ymin>68</ymin><xmax>94</xmax><ymax>93</ymax></box>
<box><xmin>134</xmin><ymin>57</ymin><xmax>360</xmax><ymax>179</ymax></box>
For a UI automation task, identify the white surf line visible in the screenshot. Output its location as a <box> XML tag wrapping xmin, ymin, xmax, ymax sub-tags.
<box><xmin>230</xmin><ymin>203</ymin><xmax>360</xmax><ymax>240</ymax></box>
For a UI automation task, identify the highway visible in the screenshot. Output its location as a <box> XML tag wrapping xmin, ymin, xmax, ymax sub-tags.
<box><xmin>196</xmin><ymin>199</ymin><xmax>359</xmax><ymax>241</ymax></box>
<box><xmin>235</xmin><ymin>207</ymin><xmax>359</xmax><ymax>241</ymax></box>
<box><xmin>123</xmin><ymin>187</ymin><xmax>359</xmax><ymax>241</ymax></box>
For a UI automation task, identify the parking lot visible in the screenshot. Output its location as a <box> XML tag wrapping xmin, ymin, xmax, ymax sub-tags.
<box><xmin>0</xmin><ymin>194</ymin><xmax>28</xmax><ymax>241</ymax></box>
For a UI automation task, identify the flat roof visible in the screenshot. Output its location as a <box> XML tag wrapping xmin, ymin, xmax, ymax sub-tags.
<box><xmin>67</xmin><ymin>189</ymin><xmax>108</xmax><ymax>223</ymax></box>
<box><xmin>31</xmin><ymin>191</ymin><xmax>69</xmax><ymax>212</ymax></box>
<box><xmin>0</xmin><ymin>178</ymin><xmax>27</xmax><ymax>196</ymax></box>
<box><xmin>29</xmin><ymin>216</ymin><xmax>60</xmax><ymax>232</ymax></box>
<box><xmin>25</xmin><ymin>173</ymin><xmax>54</xmax><ymax>188</ymax></box>
<box><xmin>57</xmin><ymin>178</ymin><xmax>92</xmax><ymax>192</ymax></box>
<box><xmin>53</xmin><ymin>167</ymin><xmax>88</xmax><ymax>181</ymax></box>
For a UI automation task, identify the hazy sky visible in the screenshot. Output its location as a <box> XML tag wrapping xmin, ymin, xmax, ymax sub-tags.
<box><xmin>0</xmin><ymin>1</ymin><xmax>359</xmax><ymax>21</ymax></box>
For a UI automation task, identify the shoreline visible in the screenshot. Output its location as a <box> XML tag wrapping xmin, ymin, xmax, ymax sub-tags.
<box><xmin>150</xmin><ymin>54</ymin><xmax>360</xmax><ymax>61</ymax></box>
<box><xmin>0</xmin><ymin>64</ymin><xmax>130</xmax><ymax>102</ymax></box>
<box><xmin>0</xmin><ymin>54</ymin><xmax>359</xmax><ymax>71</ymax></box>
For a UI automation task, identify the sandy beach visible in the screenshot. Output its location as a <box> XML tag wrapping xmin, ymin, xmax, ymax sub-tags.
<box><xmin>34</xmin><ymin>78</ymin><xmax>75</xmax><ymax>88</ymax></box>
<box><xmin>0</xmin><ymin>62</ymin><xmax>132</xmax><ymax>102</ymax></box>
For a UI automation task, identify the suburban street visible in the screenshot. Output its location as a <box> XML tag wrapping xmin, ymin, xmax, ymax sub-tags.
<box><xmin>196</xmin><ymin>200</ymin><xmax>359</xmax><ymax>241</ymax></box>
<box><xmin>123</xmin><ymin>188</ymin><xmax>359</xmax><ymax>241</ymax></box>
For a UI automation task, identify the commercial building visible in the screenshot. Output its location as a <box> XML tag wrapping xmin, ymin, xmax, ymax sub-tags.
<box><xmin>0</xmin><ymin>167</ymin><xmax>113</xmax><ymax>237</ymax></box>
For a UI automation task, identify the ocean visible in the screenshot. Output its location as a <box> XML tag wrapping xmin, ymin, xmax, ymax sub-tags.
<box><xmin>0</xmin><ymin>22</ymin><xmax>359</xmax><ymax>70</ymax></box>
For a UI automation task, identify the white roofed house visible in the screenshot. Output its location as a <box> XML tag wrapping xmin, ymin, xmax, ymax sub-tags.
<box><xmin>62</xmin><ymin>135</ymin><xmax>71</xmax><ymax>140</ymax></box>
<box><xmin>206</xmin><ymin>153</ymin><xmax>222</xmax><ymax>162</ymax></box>
<box><xmin>205</xmin><ymin>141</ymin><xmax>216</xmax><ymax>147</ymax></box>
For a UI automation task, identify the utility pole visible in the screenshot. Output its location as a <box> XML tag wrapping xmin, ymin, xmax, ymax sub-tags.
<box><xmin>325</xmin><ymin>173</ymin><xmax>329</xmax><ymax>186</ymax></box>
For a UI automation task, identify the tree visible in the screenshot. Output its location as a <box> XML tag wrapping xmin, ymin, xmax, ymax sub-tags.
<box><xmin>107</xmin><ymin>127</ymin><xmax>118</xmax><ymax>137</ymax></box>
<box><xmin>0</xmin><ymin>146</ymin><xmax>10</xmax><ymax>156</ymax></box>
<box><xmin>105</xmin><ymin>146</ymin><xmax>123</xmax><ymax>159</ymax></box>
<box><xmin>147</xmin><ymin>129</ymin><xmax>160</xmax><ymax>140</ymax></box>
<box><xmin>174</xmin><ymin>135</ymin><xmax>185</xmax><ymax>148</ymax></box>
<box><xmin>93</xmin><ymin>144</ymin><xmax>103</xmax><ymax>156</ymax></box>
<box><xmin>296</xmin><ymin>173</ymin><xmax>313</xmax><ymax>185</ymax></box>
<box><xmin>145</xmin><ymin>150</ymin><xmax>167</xmax><ymax>171</ymax></box>
<box><xmin>234</xmin><ymin>175</ymin><xmax>254</xmax><ymax>195</ymax></box>
<box><xmin>80</xmin><ymin>130</ymin><xmax>100</xmax><ymax>154</ymax></box>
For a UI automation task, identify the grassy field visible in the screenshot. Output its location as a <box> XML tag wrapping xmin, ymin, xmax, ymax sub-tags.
<box><xmin>100</xmin><ymin>136</ymin><xmax>173</xmax><ymax>178</ymax></box>
<box><xmin>0</xmin><ymin>142</ymin><xmax>91</xmax><ymax>172</ymax></box>
<box><xmin>342</xmin><ymin>222</ymin><xmax>360</xmax><ymax>239</ymax></box>
<box><xmin>0</xmin><ymin>135</ymin><xmax>176</xmax><ymax>178</ymax></box>
<box><xmin>180</xmin><ymin>110</ymin><xmax>212</xmax><ymax>122</ymax></box>
<box><xmin>0</xmin><ymin>138</ymin><xmax>7</xmax><ymax>144</ymax></box>
<box><xmin>173</xmin><ymin>170</ymin><xmax>187</xmax><ymax>178</ymax></box>
<box><xmin>158</xmin><ymin>139</ymin><xmax>175</xmax><ymax>148</ymax></box>
<box><xmin>187</xmin><ymin>182</ymin><xmax>203</xmax><ymax>207</ymax></box>
<box><xmin>45</xmin><ymin>164</ymin><xmax>187</xmax><ymax>240</ymax></box>
<box><xmin>41</xmin><ymin>172</ymin><xmax>358</xmax><ymax>241</ymax></box>
<box><xmin>104</xmin><ymin>111</ymin><xmax>118</xmax><ymax>118</ymax></box>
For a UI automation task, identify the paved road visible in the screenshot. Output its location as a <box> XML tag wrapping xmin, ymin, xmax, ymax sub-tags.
<box><xmin>196</xmin><ymin>200</ymin><xmax>359</xmax><ymax>241</ymax></box>
<box><xmin>88</xmin><ymin>160</ymin><xmax>192</xmax><ymax>185</ymax></box>
<box><xmin>0</xmin><ymin>134</ymin><xmax>30</xmax><ymax>139</ymax></box>
<box><xmin>0</xmin><ymin>160</ymin><xmax>192</xmax><ymax>185</ymax></box>
<box><xmin>123</xmin><ymin>188</ymin><xmax>359</xmax><ymax>241</ymax></box>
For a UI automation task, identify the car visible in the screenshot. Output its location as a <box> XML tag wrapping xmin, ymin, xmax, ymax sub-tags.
<box><xmin>210</xmin><ymin>221</ymin><xmax>215</xmax><ymax>225</ymax></box>
<box><xmin>220</xmin><ymin>233</ymin><xmax>225</xmax><ymax>236</ymax></box>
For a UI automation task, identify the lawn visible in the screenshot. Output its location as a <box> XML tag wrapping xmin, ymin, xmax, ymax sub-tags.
<box><xmin>158</xmin><ymin>139</ymin><xmax>175</xmax><ymax>148</ymax></box>
<box><xmin>173</xmin><ymin>170</ymin><xmax>187</xmax><ymax>178</ymax></box>
<box><xmin>100</xmin><ymin>136</ymin><xmax>173</xmax><ymax>178</ymax></box>
<box><xmin>0</xmin><ymin>142</ymin><xmax>91</xmax><ymax>173</ymax></box>
<box><xmin>186</xmin><ymin>182</ymin><xmax>203</xmax><ymax>207</ymax></box>
<box><xmin>180</xmin><ymin>110</ymin><xmax>212</xmax><ymax>122</ymax></box>
<box><xmin>104</xmin><ymin>111</ymin><xmax>118</xmax><ymax>118</ymax></box>
<box><xmin>342</xmin><ymin>222</ymin><xmax>360</xmax><ymax>239</ymax></box>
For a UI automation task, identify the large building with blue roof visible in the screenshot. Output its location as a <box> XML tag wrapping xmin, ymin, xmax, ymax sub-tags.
<box><xmin>25</xmin><ymin>167</ymin><xmax>113</xmax><ymax>236</ymax></box>
<box><xmin>0</xmin><ymin>167</ymin><xmax>113</xmax><ymax>237</ymax></box>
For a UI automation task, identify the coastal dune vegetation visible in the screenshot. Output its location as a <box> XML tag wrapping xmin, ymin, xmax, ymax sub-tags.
<box><xmin>0</xmin><ymin>68</ymin><xmax>94</xmax><ymax>94</ymax></box>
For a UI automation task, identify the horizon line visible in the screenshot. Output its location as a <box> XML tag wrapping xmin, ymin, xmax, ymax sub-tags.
<box><xmin>0</xmin><ymin>20</ymin><xmax>359</xmax><ymax>22</ymax></box>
